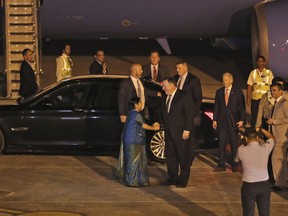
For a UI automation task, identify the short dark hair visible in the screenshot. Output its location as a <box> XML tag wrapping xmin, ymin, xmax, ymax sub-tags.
<box><xmin>150</xmin><ymin>50</ymin><xmax>159</xmax><ymax>55</ymax></box>
<box><xmin>22</xmin><ymin>48</ymin><xmax>32</xmax><ymax>57</ymax></box>
<box><xmin>95</xmin><ymin>50</ymin><xmax>104</xmax><ymax>56</ymax></box>
<box><xmin>63</xmin><ymin>44</ymin><xmax>71</xmax><ymax>50</ymax></box>
<box><xmin>256</xmin><ymin>55</ymin><xmax>265</xmax><ymax>62</ymax></box>
<box><xmin>272</xmin><ymin>77</ymin><xmax>284</xmax><ymax>85</ymax></box>
<box><xmin>244</xmin><ymin>127</ymin><xmax>257</xmax><ymax>139</ymax></box>
<box><xmin>128</xmin><ymin>97</ymin><xmax>140</xmax><ymax>110</ymax></box>
<box><xmin>176</xmin><ymin>60</ymin><xmax>187</xmax><ymax>65</ymax></box>
<box><xmin>271</xmin><ymin>82</ymin><xmax>284</xmax><ymax>90</ymax></box>
<box><xmin>163</xmin><ymin>76</ymin><xmax>177</xmax><ymax>86</ymax></box>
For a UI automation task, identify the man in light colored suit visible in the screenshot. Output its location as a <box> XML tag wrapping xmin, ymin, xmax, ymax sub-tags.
<box><xmin>267</xmin><ymin>82</ymin><xmax>288</xmax><ymax>192</ymax></box>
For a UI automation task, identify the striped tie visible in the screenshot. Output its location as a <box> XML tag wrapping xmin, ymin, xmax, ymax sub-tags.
<box><xmin>137</xmin><ymin>79</ymin><xmax>141</xmax><ymax>98</ymax></box>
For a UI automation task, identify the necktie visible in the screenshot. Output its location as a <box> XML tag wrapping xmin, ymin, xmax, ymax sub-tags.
<box><xmin>225</xmin><ymin>88</ymin><xmax>229</xmax><ymax>106</ymax></box>
<box><xmin>137</xmin><ymin>79</ymin><xmax>141</xmax><ymax>98</ymax></box>
<box><xmin>153</xmin><ymin>66</ymin><xmax>157</xmax><ymax>81</ymax></box>
<box><xmin>177</xmin><ymin>76</ymin><xmax>182</xmax><ymax>89</ymax></box>
<box><xmin>270</xmin><ymin>101</ymin><xmax>277</xmax><ymax>118</ymax></box>
<box><xmin>166</xmin><ymin>95</ymin><xmax>171</xmax><ymax>113</ymax></box>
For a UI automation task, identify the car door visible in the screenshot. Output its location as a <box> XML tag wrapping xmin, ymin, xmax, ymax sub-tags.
<box><xmin>21</xmin><ymin>82</ymin><xmax>91</xmax><ymax>147</ymax></box>
<box><xmin>85</xmin><ymin>79</ymin><xmax>123</xmax><ymax>146</ymax></box>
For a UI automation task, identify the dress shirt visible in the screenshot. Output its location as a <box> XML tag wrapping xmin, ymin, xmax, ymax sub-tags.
<box><xmin>130</xmin><ymin>75</ymin><xmax>145</xmax><ymax>110</ymax></box>
<box><xmin>235</xmin><ymin>138</ymin><xmax>274</xmax><ymax>183</ymax></box>
<box><xmin>150</xmin><ymin>64</ymin><xmax>158</xmax><ymax>80</ymax></box>
<box><xmin>177</xmin><ymin>72</ymin><xmax>188</xmax><ymax>90</ymax></box>
<box><xmin>166</xmin><ymin>88</ymin><xmax>177</xmax><ymax>113</ymax></box>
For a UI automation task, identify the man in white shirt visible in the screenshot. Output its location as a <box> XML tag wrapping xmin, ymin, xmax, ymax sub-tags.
<box><xmin>236</xmin><ymin>127</ymin><xmax>274</xmax><ymax>216</ymax></box>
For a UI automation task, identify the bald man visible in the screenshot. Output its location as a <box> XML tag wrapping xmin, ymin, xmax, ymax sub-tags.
<box><xmin>118</xmin><ymin>63</ymin><xmax>158</xmax><ymax>123</ymax></box>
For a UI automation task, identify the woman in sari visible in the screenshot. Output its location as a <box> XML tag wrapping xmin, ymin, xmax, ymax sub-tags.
<box><xmin>117</xmin><ymin>97</ymin><xmax>160</xmax><ymax>187</ymax></box>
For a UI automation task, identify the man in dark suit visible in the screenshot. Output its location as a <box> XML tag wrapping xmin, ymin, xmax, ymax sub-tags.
<box><xmin>142</xmin><ymin>51</ymin><xmax>170</xmax><ymax>82</ymax></box>
<box><xmin>174</xmin><ymin>61</ymin><xmax>202</xmax><ymax>164</ymax></box>
<box><xmin>213</xmin><ymin>72</ymin><xmax>245</xmax><ymax>172</ymax></box>
<box><xmin>142</xmin><ymin>51</ymin><xmax>170</xmax><ymax>122</ymax></box>
<box><xmin>161</xmin><ymin>77</ymin><xmax>195</xmax><ymax>188</ymax></box>
<box><xmin>89</xmin><ymin>50</ymin><xmax>108</xmax><ymax>75</ymax></box>
<box><xmin>174</xmin><ymin>61</ymin><xmax>202</xmax><ymax>117</ymax></box>
<box><xmin>118</xmin><ymin>63</ymin><xmax>158</xmax><ymax>123</ymax></box>
<box><xmin>19</xmin><ymin>48</ymin><xmax>38</xmax><ymax>98</ymax></box>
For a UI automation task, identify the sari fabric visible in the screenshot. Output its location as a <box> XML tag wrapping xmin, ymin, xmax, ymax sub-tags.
<box><xmin>117</xmin><ymin>110</ymin><xmax>149</xmax><ymax>186</ymax></box>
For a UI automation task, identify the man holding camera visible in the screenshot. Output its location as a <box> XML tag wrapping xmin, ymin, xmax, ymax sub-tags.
<box><xmin>236</xmin><ymin>127</ymin><xmax>274</xmax><ymax>216</ymax></box>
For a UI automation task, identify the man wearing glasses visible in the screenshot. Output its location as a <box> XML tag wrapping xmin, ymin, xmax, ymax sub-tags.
<box><xmin>89</xmin><ymin>50</ymin><xmax>108</xmax><ymax>74</ymax></box>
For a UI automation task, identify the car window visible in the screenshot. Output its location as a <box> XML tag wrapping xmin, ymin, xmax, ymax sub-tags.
<box><xmin>33</xmin><ymin>83</ymin><xmax>91</xmax><ymax>109</ymax></box>
<box><xmin>91</xmin><ymin>79</ymin><xmax>120</xmax><ymax>109</ymax></box>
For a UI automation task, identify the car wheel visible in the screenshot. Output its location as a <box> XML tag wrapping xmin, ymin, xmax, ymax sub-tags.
<box><xmin>148</xmin><ymin>130</ymin><xmax>166</xmax><ymax>163</ymax></box>
<box><xmin>0</xmin><ymin>129</ymin><xmax>5</xmax><ymax>154</ymax></box>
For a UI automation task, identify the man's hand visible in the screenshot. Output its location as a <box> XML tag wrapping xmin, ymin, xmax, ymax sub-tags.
<box><xmin>120</xmin><ymin>115</ymin><xmax>126</xmax><ymax>123</ymax></box>
<box><xmin>182</xmin><ymin>131</ymin><xmax>190</xmax><ymax>140</ymax></box>
<box><xmin>157</xmin><ymin>92</ymin><xmax>162</xmax><ymax>97</ymax></box>
<box><xmin>103</xmin><ymin>62</ymin><xmax>108</xmax><ymax>71</ymax></box>
<box><xmin>266</xmin><ymin>118</ymin><xmax>274</xmax><ymax>125</ymax></box>
<box><xmin>152</xmin><ymin>122</ymin><xmax>160</xmax><ymax>130</ymax></box>
<box><xmin>236</xmin><ymin>121</ymin><xmax>244</xmax><ymax>128</ymax></box>
<box><xmin>212</xmin><ymin>121</ymin><xmax>217</xmax><ymax>129</ymax></box>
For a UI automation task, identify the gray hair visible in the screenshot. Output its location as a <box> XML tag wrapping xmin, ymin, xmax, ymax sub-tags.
<box><xmin>222</xmin><ymin>72</ymin><xmax>233</xmax><ymax>80</ymax></box>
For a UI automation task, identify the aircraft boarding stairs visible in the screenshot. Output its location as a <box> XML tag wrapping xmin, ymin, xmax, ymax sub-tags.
<box><xmin>3</xmin><ymin>0</ymin><xmax>41</xmax><ymax>98</ymax></box>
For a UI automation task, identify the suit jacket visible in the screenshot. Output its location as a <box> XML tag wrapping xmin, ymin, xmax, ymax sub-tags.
<box><xmin>213</xmin><ymin>86</ymin><xmax>245</xmax><ymax>129</ymax></box>
<box><xmin>19</xmin><ymin>60</ymin><xmax>37</xmax><ymax>97</ymax></box>
<box><xmin>175</xmin><ymin>73</ymin><xmax>202</xmax><ymax>116</ymax></box>
<box><xmin>272</xmin><ymin>97</ymin><xmax>288</xmax><ymax>143</ymax></box>
<box><xmin>162</xmin><ymin>90</ymin><xmax>194</xmax><ymax>139</ymax></box>
<box><xmin>142</xmin><ymin>64</ymin><xmax>170</xmax><ymax>82</ymax></box>
<box><xmin>89</xmin><ymin>60</ymin><xmax>108</xmax><ymax>74</ymax></box>
<box><xmin>118</xmin><ymin>76</ymin><xmax>156</xmax><ymax>117</ymax></box>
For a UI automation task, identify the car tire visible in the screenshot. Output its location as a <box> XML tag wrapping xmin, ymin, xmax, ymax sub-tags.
<box><xmin>148</xmin><ymin>130</ymin><xmax>166</xmax><ymax>163</ymax></box>
<box><xmin>0</xmin><ymin>129</ymin><xmax>6</xmax><ymax>154</ymax></box>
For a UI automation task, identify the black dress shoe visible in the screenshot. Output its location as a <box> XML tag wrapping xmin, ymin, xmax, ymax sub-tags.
<box><xmin>232</xmin><ymin>167</ymin><xmax>238</xmax><ymax>172</ymax></box>
<box><xmin>161</xmin><ymin>180</ymin><xmax>176</xmax><ymax>186</ymax></box>
<box><xmin>176</xmin><ymin>184</ymin><xmax>187</xmax><ymax>188</ymax></box>
<box><xmin>271</xmin><ymin>185</ymin><xmax>287</xmax><ymax>192</ymax></box>
<box><xmin>213</xmin><ymin>167</ymin><xmax>226</xmax><ymax>172</ymax></box>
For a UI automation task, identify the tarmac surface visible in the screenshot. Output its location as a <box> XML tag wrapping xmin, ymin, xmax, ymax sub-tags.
<box><xmin>0</xmin><ymin>150</ymin><xmax>287</xmax><ymax>216</ymax></box>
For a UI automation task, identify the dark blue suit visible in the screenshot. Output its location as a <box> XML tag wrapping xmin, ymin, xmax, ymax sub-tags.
<box><xmin>89</xmin><ymin>60</ymin><xmax>108</xmax><ymax>74</ymax></box>
<box><xmin>19</xmin><ymin>60</ymin><xmax>37</xmax><ymax>98</ymax></box>
<box><xmin>118</xmin><ymin>76</ymin><xmax>157</xmax><ymax>119</ymax></box>
<box><xmin>175</xmin><ymin>73</ymin><xmax>202</xmax><ymax>117</ymax></box>
<box><xmin>213</xmin><ymin>85</ymin><xmax>245</xmax><ymax>168</ymax></box>
<box><xmin>162</xmin><ymin>89</ymin><xmax>194</xmax><ymax>186</ymax></box>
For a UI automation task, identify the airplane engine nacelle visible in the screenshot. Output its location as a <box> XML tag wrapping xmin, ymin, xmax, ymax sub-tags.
<box><xmin>252</xmin><ymin>0</ymin><xmax>288</xmax><ymax>80</ymax></box>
